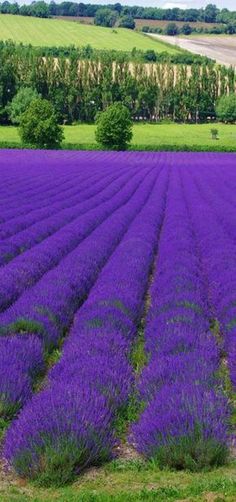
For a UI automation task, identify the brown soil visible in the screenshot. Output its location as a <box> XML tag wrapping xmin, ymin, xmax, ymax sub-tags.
<box><xmin>54</xmin><ymin>16</ymin><xmax>223</xmax><ymax>32</ymax></box>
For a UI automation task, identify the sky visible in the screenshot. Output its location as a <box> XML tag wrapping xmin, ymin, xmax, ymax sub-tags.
<box><xmin>18</xmin><ymin>0</ymin><xmax>236</xmax><ymax>10</ymax></box>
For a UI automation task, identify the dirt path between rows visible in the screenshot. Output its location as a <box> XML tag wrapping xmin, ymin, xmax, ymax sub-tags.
<box><xmin>149</xmin><ymin>34</ymin><xmax>236</xmax><ymax>67</ymax></box>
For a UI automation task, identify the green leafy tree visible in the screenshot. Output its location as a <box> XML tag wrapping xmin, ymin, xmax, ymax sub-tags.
<box><xmin>204</xmin><ymin>3</ymin><xmax>218</xmax><ymax>23</ymax></box>
<box><xmin>95</xmin><ymin>102</ymin><xmax>133</xmax><ymax>150</ymax></box>
<box><xmin>165</xmin><ymin>22</ymin><xmax>179</xmax><ymax>36</ymax></box>
<box><xmin>0</xmin><ymin>59</ymin><xmax>16</xmax><ymax>124</ymax></box>
<box><xmin>216</xmin><ymin>94</ymin><xmax>236</xmax><ymax>123</ymax></box>
<box><xmin>29</xmin><ymin>1</ymin><xmax>49</xmax><ymax>18</ymax></box>
<box><xmin>119</xmin><ymin>15</ymin><xmax>135</xmax><ymax>30</ymax></box>
<box><xmin>19</xmin><ymin>98</ymin><xmax>64</xmax><ymax>148</ymax></box>
<box><xmin>8</xmin><ymin>87</ymin><xmax>40</xmax><ymax>124</ymax></box>
<box><xmin>181</xmin><ymin>23</ymin><xmax>192</xmax><ymax>35</ymax></box>
<box><xmin>94</xmin><ymin>8</ymin><xmax>118</xmax><ymax>28</ymax></box>
<box><xmin>144</xmin><ymin>49</ymin><xmax>157</xmax><ymax>62</ymax></box>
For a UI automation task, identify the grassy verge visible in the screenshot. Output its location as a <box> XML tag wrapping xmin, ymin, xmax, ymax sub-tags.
<box><xmin>0</xmin><ymin>123</ymin><xmax>235</xmax><ymax>152</ymax></box>
<box><xmin>1</xmin><ymin>460</ymin><xmax>236</xmax><ymax>501</ymax></box>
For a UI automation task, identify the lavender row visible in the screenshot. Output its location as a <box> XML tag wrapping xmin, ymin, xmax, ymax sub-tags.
<box><xmin>0</xmin><ymin>167</ymin><xmax>150</xmax><ymax>313</ymax></box>
<box><xmin>0</xmin><ymin>151</ymin><xmax>146</xmax><ymax>234</ymax></box>
<box><xmin>0</xmin><ymin>150</ymin><xmax>135</xmax><ymax>224</ymax></box>
<box><xmin>182</xmin><ymin>167</ymin><xmax>236</xmax><ymax>391</ymax></box>
<box><xmin>0</xmin><ymin>157</ymin><xmax>117</xmax><ymax>228</ymax></box>
<box><xmin>0</xmin><ymin>167</ymin><xmax>135</xmax><ymax>265</ymax></box>
<box><xmin>0</xmin><ymin>150</ymin><xmax>112</xmax><ymax>205</ymax></box>
<box><xmin>0</xmin><ymin>150</ymin><xmax>143</xmax><ymax>215</ymax></box>
<box><xmin>0</xmin><ymin>152</ymin><xmax>97</xmax><ymax>219</ymax></box>
<box><xmin>189</xmin><ymin>167</ymin><xmax>236</xmax><ymax>240</ymax></box>
<box><xmin>131</xmin><ymin>166</ymin><xmax>230</xmax><ymax>470</ymax></box>
<box><xmin>3</xmin><ymin>167</ymin><xmax>168</xmax><ymax>483</ymax></box>
<box><xmin>0</xmin><ymin>169</ymin><xmax>158</xmax><ymax>421</ymax></box>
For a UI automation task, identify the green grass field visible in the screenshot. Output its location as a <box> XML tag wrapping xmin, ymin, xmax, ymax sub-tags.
<box><xmin>1</xmin><ymin>123</ymin><xmax>235</xmax><ymax>151</ymax></box>
<box><xmin>1</xmin><ymin>459</ymin><xmax>236</xmax><ymax>501</ymax></box>
<box><xmin>0</xmin><ymin>14</ymin><xmax>180</xmax><ymax>52</ymax></box>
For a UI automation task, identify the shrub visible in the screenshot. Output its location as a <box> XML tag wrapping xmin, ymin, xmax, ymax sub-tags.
<box><xmin>181</xmin><ymin>23</ymin><xmax>192</xmax><ymax>35</ymax></box>
<box><xmin>19</xmin><ymin>98</ymin><xmax>64</xmax><ymax>149</ymax></box>
<box><xmin>95</xmin><ymin>102</ymin><xmax>133</xmax><ymax>151</ymax></box>
<box><xmin>144</xmin><ymin>49</ymin><xmax>157</xmax><ymax>62</ymax></box>
<box><xmin>131</xmin><ymin>383</ymin><xmax>230</xmax><ymax>471</ymax></box>
<box><xmin>8</xmin><ymin>87</ymin><xmax>40</xmax><ymax>124</ymax></box>
<box><xmin>165</xmin><ymin>23</ymin><xmax>179</xmax><ymax>36</ymax></box>
<box><xmin>216</xmin><ymin>94</ymin><xmax>236</xmax><ymax>123</ymax></box>
<box><xmin>119</xmin><ymin>15</ymin><xmax>135</xmax><ymax>30</ymax></box>
<box><xmin>4</xmin><ymin>384</ymin><xmax>114</xmax><ymax>486</ymax></box>
<box><xmin>211</xmin><ymin>128</ymin><xmax>219</xmax><ymax>139</ymax></box>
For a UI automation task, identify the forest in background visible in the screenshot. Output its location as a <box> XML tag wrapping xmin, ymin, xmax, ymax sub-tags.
<box><xmin>0</xmin><ymin>42</ymin><xmax>235</xmax><ymax>126</ymax></box>
<box><xmin>0</xmin><ymin>2</ymin><xmax>235</xmax><ymax>25</ymax></box>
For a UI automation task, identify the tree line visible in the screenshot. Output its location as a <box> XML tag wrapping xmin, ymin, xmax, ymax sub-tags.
<box><xmin>0</xmin><ymin>42</ymin><xmax>235</xmax><ymax>126</ymax></box>
<box><xmin>0</xmin><ymin>41</ymin><xmax>213</xmax><ymax>71</ymax></box>
<box><xmin>142</xmin><ymin>20</ymin><xmax>236</xmax><ymax>36</ymax></box>
<box><xmin>0</xmin><ymin>1</ymin><xmax>236</xmax><ymax>27</ymax></box>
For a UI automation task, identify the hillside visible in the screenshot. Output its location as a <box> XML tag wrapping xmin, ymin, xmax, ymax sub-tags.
<box><xmin>0</xmin><ymin>14</ymin><xmax>180</xmax><ymax>52</ymax></box>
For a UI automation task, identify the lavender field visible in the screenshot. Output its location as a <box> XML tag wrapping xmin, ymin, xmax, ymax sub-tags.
<box><xmin>0</xmin><ymin>149</ymin><xmax>236</xmax><ymax>486</ymax></box>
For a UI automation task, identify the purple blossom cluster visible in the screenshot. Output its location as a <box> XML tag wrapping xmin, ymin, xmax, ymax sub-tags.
<box><xmin>0</xmin><ymin>335</ymin><xmax>44</xmax><ymax>418</ymax></box>
<box><xmin>131</xmin><ymin>166</ymin><xmax>230</xmax><ymax>468</ymax></box>
<box><xmin>181</xmin><ymin>156</ymin><xmax>236</xmax><ymax>391</ymax></box>
<box><xmin>4</xmin><ymin>166</ymin><xmax>168</xmax><ymax>481</ymax></box>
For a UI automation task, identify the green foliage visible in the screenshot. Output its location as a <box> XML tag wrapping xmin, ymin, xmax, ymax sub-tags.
<box><xmin>8</xmin><ymin>87</ymin><xmax>39</xmax><ymax>124</ymax></box>
<box><xmin>95</xmin><ymin>103</ymin><xmax>133</xmax><ymax>150</ymax></box>
<box><xmin>143</xmin><ymin>49</ymin><xmax>157</xmax><ymax>62</ymax></box>
<box><xmin>1</xmin><ymin>0</ymin><xmax>236</xmax><ymax>32</ymax></box>
<box><xmin>182</xmin><ymin>23</ymin><xmax>192</xmax><ymax>35</ymax></box>
<box><xmin>29</xmin><ymin>1</ymin><xmax>49</xmax><ymax>18</ymax></box>
<box><xmin>165</xmin><ymin>22</ymin><xmax>179</xmax><ymax>36</ymax></box>
<box><xmin>119</xmin><ymin>15</ymin><xmax>135</xmax><ymax>30</ymax></box>
<box><xmin>19</xmin><ymin>98</ymin><xmax>64</xmax><ymax>148</ymax></box>
<box><xmin>211</xmin><ymin>128</ymin><xmax>219</xmax><ymax>139</ymax></box>
<box><xmin>94</xmin><ymin>8</ymin><xmax>118</xmax><ymax>28</ymax></box>
<box><xmin>0</xmin><ymin>398</ymin><xmax>21</xmax><ymax>421</ymax></box>
<box><xmin>0</xmin><ymin>417</ymin><xmax>9</xmax><ymax>441</ymax></box>
<box><xmin>216</xmin><ymin>94</ymin><xmax>236</xmax><ymax>123</ymax></box>
<box><xmin>0</xmin><ymin>57</ymin><xmax>16</xmax><ymax>123</ymax></box>
<box><xmin>14</xmin><ymin>438</ymin><xmax>90</xmax><ymax>486</ymax></box>
<box><xmin>150</xmin><ymin>432</ymin><xmax>229</xmax><ymax>471</ymax></box>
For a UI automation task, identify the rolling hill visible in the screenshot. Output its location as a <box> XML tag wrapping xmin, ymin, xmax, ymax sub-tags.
<box><xmin>0</xmin><ymin>14</ymin><xmax>180</xmax><ymax>52</ymax></box>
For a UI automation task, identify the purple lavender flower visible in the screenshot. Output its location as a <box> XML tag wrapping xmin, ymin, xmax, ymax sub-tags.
<box><xmin>131</xmin><ymin>383</ymin><xmax>230</xmax><ymax>470</ymax></box>
<box><xmin>4</xmin><ymin>383</ymin><xmax>115</xmax><ymax>485</ymax></box>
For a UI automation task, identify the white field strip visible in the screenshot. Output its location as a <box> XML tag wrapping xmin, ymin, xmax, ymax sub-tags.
<box><xmin>149</xmin><ymin>34</ymin><xmax>236</xmax><ymax>67</ymax></box>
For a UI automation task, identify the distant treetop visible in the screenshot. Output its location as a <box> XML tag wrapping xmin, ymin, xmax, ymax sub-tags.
<box><xmin>0</xmin><ymin>2</ymin><xmax>236</xmax><ymax>26</ymax></box>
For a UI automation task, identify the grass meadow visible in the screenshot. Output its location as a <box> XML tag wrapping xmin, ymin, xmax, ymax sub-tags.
<box><xmin>0</xmin><ymin>123</ymin><xmax>235</xmax><ymax>151</ymax></box>
<box><xmin>0</xmin><ymin>14</ymin><xmax>180</xmax><ymax>52</ymax></box>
